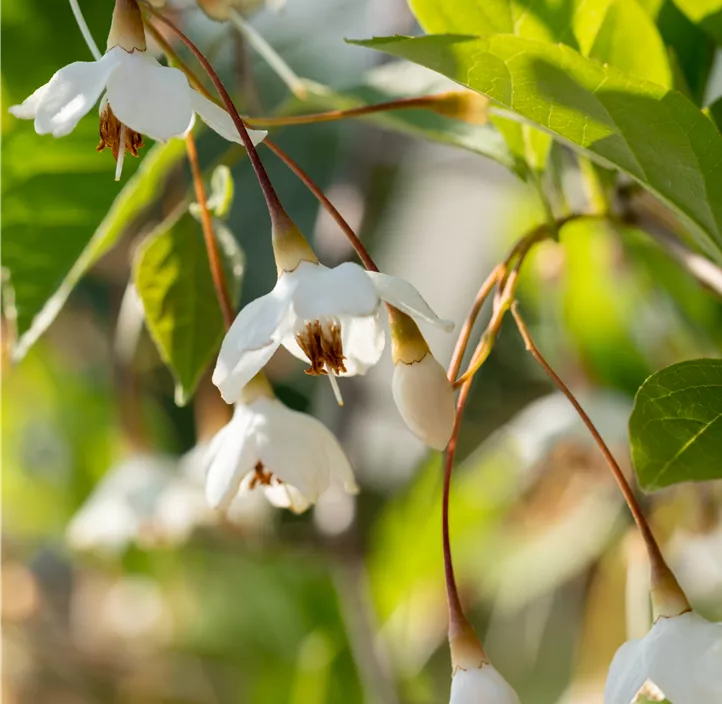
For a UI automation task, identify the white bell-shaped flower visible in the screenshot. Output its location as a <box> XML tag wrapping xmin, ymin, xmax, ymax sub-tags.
<box><xmin>205</xmin><ymin>374</ymin><xmax>358</xmax><ymax>513</ymax></box>
<box><xmin>9</xmin><ymin>0</ymin><xmax>265</xmax><ymax>179</ymax></box>
<box><xmin>390</xmin><ymin>310</ymin><xmax>455</xmax><ymax>449</ymax></box>
<box><xmin>605</xmin><ymin>611</ymin><xmax>722</xmax><ymax>703</ymax></box>
<box><xmin>213</xmin><ymin>220</ymin><xmax>453</xmax><ymax>405</ymax></box>
<box><xmin>450</xmin><ymin>666</ymin><xmax>521</xmax><ymax>704</ymax></box>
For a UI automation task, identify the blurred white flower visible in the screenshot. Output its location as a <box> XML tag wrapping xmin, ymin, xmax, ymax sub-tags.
<box><xmin>213</xmin><ymin>259</ymin><xmax>453</xmax><ymax>404</ymax></box>
<box><xmin>605</xmin><ymin>611</ymin><xmax>722</xmax><ymax>703</ymax></box>
<box><xmin>205</xmin><ymin>375</ymin><xmax>357</xmax><ymax>513</ymax></box>
<box><xmin>450</xmin><ymin>665</ymin><xmax>521</xmax><ymax>704</ymax></box>
<box><xmin>9</xmin><ymin>0</ymin><xmax>265</xmax><ymax>179</ymax></box>
<box><xmin>67</xmin><ymin>454</ymin><xmax>180</xmax><ymax>555</ymax></box>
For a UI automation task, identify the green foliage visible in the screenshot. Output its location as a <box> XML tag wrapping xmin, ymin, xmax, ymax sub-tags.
<box><xmin>629</xmin><ymin>359</ymin><xmax>722</xmax><ymax>490</ymax></box>
<box><xmin>673</xmin><ymin>0</ymin><xmax>722</xmax><ymax>44</ymax></box>
<box><xmin>134</xmin><ymin>210</ymin><xmax>244</xmax><ymax>406</ymax></box>
<box><xmin>350</xmin><ymin>34</ymin><xmax>722</xmax><ymax>259</ymax></box>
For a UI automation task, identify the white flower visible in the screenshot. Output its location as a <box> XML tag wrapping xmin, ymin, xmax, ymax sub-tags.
<box><xmin>605</xmin><ymin>611</ymin><xmax>722</xmax><ymax>703</ymax></box>
<box><xmin>390</xmin><ymin>311</ymin><xmax>455</xmax><ymax>449</ymax></box>
<box><xmin>450</xmin><ymin>665</ymin><xmax>521</xmax><ymax>704</ymax></box>
<box><xmin>205</xmin><ymin>376</ymin><xmax>358</xmax><ymax>513</ymax></box>
<box><xmin>9</xmin><ymin>0</ymin><xmax>265</xmax><ymax>179</ymax></box>
<box><xmin>67</xmin><ymin>453</ymin><xmax>180</xmax><ymax>555</ymax></box>
<box><xmin>213</xmin><ymin>259</ymin><xmax>453</xmax><ymax>404</ymax></box>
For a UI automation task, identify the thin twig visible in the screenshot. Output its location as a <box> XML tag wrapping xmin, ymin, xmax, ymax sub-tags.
<box><xmin>143</xmin><ymin>3</ymin><xmax>286</xmax><ymax>225</ymax></box>
<box><xmin>185</xmin><ymin>132</ymin><xmax>234</xmax><ymax>329</ymax></box>
<box><xmin>263</xmin><ymin>139</ymin><xmax>379</xmax><ymax>272</ymax></box>
<box><xmin>509</xmin><ymin>303</ymin><xmax>685</xmax><ymax>597</ymax></box>
<box><xmin>247</xmin><ymin>94</ymin><xmax>455</xmax><ymax>128</ymax></box>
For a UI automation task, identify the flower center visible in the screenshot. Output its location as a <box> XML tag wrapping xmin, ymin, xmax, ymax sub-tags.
<box><xmin>97</xmin><ymin>102</ymin><xmax>144</xmax><ymax>180</ymax></box>
<box><xmin>295</xmin><ymin>320</ymin><xmax>347</xmax><ymax>376</ymax></box>
<box><xmin>248</xmin><ymin>462</ymin><xmax>278</xmax><ymax>490</ymax></box>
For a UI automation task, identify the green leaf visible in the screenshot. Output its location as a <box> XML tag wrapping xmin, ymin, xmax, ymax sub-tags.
<box><xmin>208</xmin><ymin>165</ymin><xmax>235</xmax><ymax>219</ymax></box>
<box><xmin>673</xmin><ymin>0</ymin><xmax>722</xmax><ymax>44</ymax></box>
<box><xmin>708</xmin><ymin>97</ymin><xmax>722</xmax><ymax>133</ymax></box>
<box><xmin>350</xmin><ymin>34</ymin><xmax>722</xmax><ymax>259</ymax></box>
<box><xmin>280</xmin><ymin>66</ymin><xmax>527</xmax><ymax>177</ymax></box>
<box><xmin>629</xmin><ymin>359</ymin><xmax>722</xmax><ymax>490</ymax></box>
<box><xmin>3</xmin><ymin>135</ymin><xmax>187</xmax><ymax>360</ymax></box>
<box><xmin>134</xmin><ymin>212</ymin><xmax>244</xmax><ymax>406</ymax></box>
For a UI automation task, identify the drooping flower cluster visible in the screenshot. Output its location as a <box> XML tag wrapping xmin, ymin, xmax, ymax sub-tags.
<box><xmin>9</xmin><ymin>0</ymin><xmax>266</xmax><ymax>179</ymax></box>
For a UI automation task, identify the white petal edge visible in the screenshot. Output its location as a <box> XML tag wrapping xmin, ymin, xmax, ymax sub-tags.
<box><xmin>645</xmin><ymin>612</ymin><xmax>722</xmax><ymax>703</ymax></box>
<box><xmin>450</xmin><ymin>665</ymin><xmax>521</xmax><ymax>704</ymax></box>
<box><xmin>604</xmin><ymin>637</ymin><xmax>648</xmax><ymax>704</ymax></box>
<box><xmin>9</xmin><ymin>83</ymin><xmax>51</xmax><ymax>120</ymax></box>
<box><xmin>33</xmin><ymin>50</ymin><xmax>123</xmax><ymax>137</ymax></box>
<box><xmin>106</xmin><ymin>52</ymin><xmax>195</xmax><ymax>140</ymax></box>
<box><xmin>339</xmin><ymin>314</ymin><xmax>385</xmax><ymax>376</ymax></box>
<box><xmin>367</xmin><ymin>270</ymin><xmax>454</xmax><ymax>332</ymax></box>
<box><xmin>393</xmin><ymin>353</ymin><xmax>455</xmax><ymax>450</ymax></box>
<box><xmin>205</xmin><ymin>407</ymin><xmax>258</xmax><ymax>509</ymax></box>
<box><xmin>190</xmin><ymin>91</ymin><xmax>267</xmax><ymax>146</ymax></box>
<box><xmin>213</xmin><ymin>281</ymin><xmax>295</xmax><ymax>402</ymax></box>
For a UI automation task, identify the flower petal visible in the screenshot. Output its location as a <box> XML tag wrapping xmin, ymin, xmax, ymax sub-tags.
<box><xmin>393</xmin><ymin>353</ymin><xmax>455</xmax><ymax>450</ymax></box>
<box><xmin>254</xmin><ymin>397</ymin><xmax>356</xmax><ymax>510</ymax></box>
<box><xmin>367</xmin><ymin>271</ymin><xmax>454</xmax><ymax>331</ymax></box>
<box><xmin>645</xmin><ymin>612</ymin><xmax>722</xmax><ymax>703</ymax></box>
<box><xmin>9</xmin><ymin>83</ymin><xmax>51</xmax><ymax>120</ymax></box>
<box><xmin>32</xmin><ymin>51</ymin><xmax>122</xmax><ymax>137</ymax></box>
<box><xmin>106</xmin><ymin>52</ymin><xmax>194</xmax><ymax>140</ymax></box>
<box><xmin>339</xmin><ymin>314</ymin><xmax>385</xmax><ymax>376</ymax></box>
<box><xmin>213</xmin><ymin>280</ymin><xmax>295</xmax><ymax>402</ymax></box>
<box><xmin>450</xmin><ymin>665</ymin><xmax>521</xmax><ymax>704</ymax></box>
<box><xmin>291</xmin><ymin>261</ymin><xmax>380</xmax><ymax>321</ymax></box>
<box><xmin>604</xmin><ymin>637</ymin><xmax>647</xmax><ymax>704</ymax></box>
<box><xmin>205</xmin><ymin>407</ymin><xmax>258</xmax><ymax>510</ymax></box>
<box><xmin>263</xmin><ymin>483</ymin><xmax>312</xmax><ymax>514</ymax></box>
<box><xmin>190</xmin><ymin>91</ymin><xmax>267</xmax><ymax>146</ymax></box>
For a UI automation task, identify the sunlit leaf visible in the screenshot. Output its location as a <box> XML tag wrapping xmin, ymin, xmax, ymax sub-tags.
<box><xmin>134</xmin><ymin>211</ymin><xmax>244</xmax><ymax>406</ymax></box>
<box><xmin>629</xmin><ymin>358</ymin><xmax>722</xmax><ymax>490</ymax></box>
<box><xmin>350</xmin><ymin>35</ymin><xmax>722</xmax><ymax>259</ymax></box>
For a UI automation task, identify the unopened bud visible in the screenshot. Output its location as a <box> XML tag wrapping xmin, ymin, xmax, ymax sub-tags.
<box><xmin>390</xmin><ymin>311</ymin><xmax>455</xmax><ymax>450</ymax></box>
<box><xmin>107</xmin><ymin>0</ymin><xmax>147</xmax><ymax>53</ymax></box>
<box><xmin>429</xmin><ymin>91</ymin><xmax>489</xmax><ymax>125</ymax></box>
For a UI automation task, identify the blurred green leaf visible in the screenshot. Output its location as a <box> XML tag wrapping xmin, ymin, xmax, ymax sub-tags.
<box><xmin>350</xmin><ymin>35</ymin><xmax>722</xmax><ymax>259</ymax></box>
<box><xmin>657</xmin><ymin>1</ymin><xmax>716</xmax><ymax>104</ymax></box>
<box><xmin>134</xmin><ymin>210</ymin><xmax>244</xmax><ymax>406</ymax></box>
<box><xmin>673</xmin><ymin>0</ymin><xmax>722</xmax><ymax>44</ymax></box>
<box><xmin>283</xmin><ymin>65</ymin><xmax>527</xmax><ymax>177</ymax></box>
<box><xmin>709</xmin><ymin>97</ymin><xmax>722</xmax><ymax>133</ymax></box>
<box><xmin>629</xmin><ymin>358</ymin><xmax>722</xmax><ymax>490</ymax></box>
<box><xmin>3</xmin><ymin>134</ymin><xmax>187</xmax><ymax>360</ymax></box>
<box><xmin>207</xmin><ymin>165</ymin><xmax>235</xmax><ymax>219</ymax></box>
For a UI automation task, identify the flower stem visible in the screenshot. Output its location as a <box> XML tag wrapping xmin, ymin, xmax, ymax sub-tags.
<box><xmin>510</xmin><ymin>303</ymin><xmax>691</xmax><ymax>618</ymax></box>
<box><xmin>245</xmin><ymin>95</ymin><xmax>463</xmax><ymax>128</ymax></box>
<box><xmin>185</xmin><ymin>131</ymin><xmax>235</xmax><ymax>329</ymax></box>
<box><xmin>69</xmin><ymin>0</ymin><xmax>102</xmax><ymax>59</ymax></box>
<box><xmin>142</xmin><ymin>4</ymin><xmax>288</xmax><ymax>230</ymax></box>
<box><xmin>263</xmin><ymin>139</ymin><xmax>379</xmax><ymax>272</ymax></box>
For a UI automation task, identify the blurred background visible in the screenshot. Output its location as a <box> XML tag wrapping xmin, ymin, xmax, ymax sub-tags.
<box><xmin>3</xmin><ymin>0</ymin><xmax>722</xmax><ymax>702</ymax></box>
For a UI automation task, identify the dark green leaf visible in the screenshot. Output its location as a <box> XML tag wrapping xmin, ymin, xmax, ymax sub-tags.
<box><xmin>673</xmin><ymin>0</ymin><xmax>722</xmax><ymax>44</ymax></box>
<box><xmin>134</xmin><ymin>212</ymin><xmax>244</xmax><ymax>406</ymax></box>
<box><xmin>350</xmin><ymin>34</ymin><xmax>722</xmax><ymax>259</ymax></box>
<box><xmin>629</xmin><ymin>359</ymin><xmax>722</xmax><ymax>490</ymax></box>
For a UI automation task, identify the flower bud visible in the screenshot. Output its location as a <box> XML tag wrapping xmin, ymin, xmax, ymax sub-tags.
<box><xmin>390</xmin><ymin>310</ymin><xmax>455</xmax><ymax>450</ymax></box>
<box><xmin>429</xmin><ymin>90</ymin><xmax>489</xmax><ymax>125</ymax></box>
